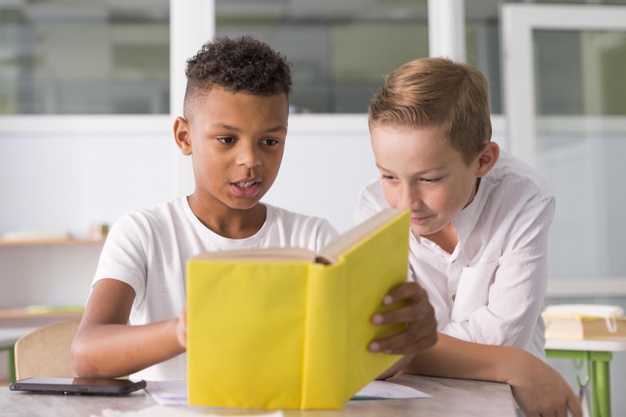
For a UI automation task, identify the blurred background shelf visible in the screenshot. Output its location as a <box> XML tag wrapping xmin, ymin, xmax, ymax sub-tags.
<box><xmin>0</xmin><ymin>238</ymin><xmax>104</xmax><ymax>247</ymax></box>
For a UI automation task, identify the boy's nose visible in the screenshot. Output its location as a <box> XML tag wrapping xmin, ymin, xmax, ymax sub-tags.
<box><xmin>236</xmin><ymin>146</ymin><xmax>261</xmax><ymax>168</ymax></box>
<box><xmin>398</xmin><ymin>185</ymin><xmax>422</xmax><ymax>211</ymax></box>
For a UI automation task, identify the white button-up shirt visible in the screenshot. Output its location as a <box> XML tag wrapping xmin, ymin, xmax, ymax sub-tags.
<box><xmin>355</xmin><ymin>151</ymin><xmax>554</xmax><ymax>359</ymax></box>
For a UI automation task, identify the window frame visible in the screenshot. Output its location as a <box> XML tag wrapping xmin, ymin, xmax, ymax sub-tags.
<box><xmin>501</xmin><ymin>3</ymin><xmax>626</xmax><ymax>297</ymax></box>
<box><xmin>1</xmin><ymin>0</ymin><xmax>473</xmax><ymax>197</ymax></box>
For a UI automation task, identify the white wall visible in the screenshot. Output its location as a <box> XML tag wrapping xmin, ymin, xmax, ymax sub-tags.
<box><xmin>0</xmin><ymin>124</ymin><xmax>173</xmax><ymax>238</ymax></box>
<box><xmin>252</xmin><ymin>115</ymin><xmax>378</xmax><ymax>233</ymax></box>
<box><xmin>0</xmin><ymin>118</ymin><xmax>172</xmax><ymax>310</ymax></box>
<box><xmin>0</xmin><ymin>115</ymin><xmax>505</xmax><ymax>311</ymax></box>
<box><xmin>0</xmin><ymin>115</ymin><xmax>378</xmax><ymax>311</ymax></box>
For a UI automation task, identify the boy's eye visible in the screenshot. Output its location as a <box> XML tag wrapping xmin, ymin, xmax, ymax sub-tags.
<box><xmin>421</xmin><ymin>178</ymin><xmax>440</xmax><ymax>184</ymax></box>
<box><xmin>217</xmin><ymin>137</ymin><xmax>236</xmax><ymax>144</ymax></box>
<box><xmin>261</xmin><ymin>139</ymin><xmax>280</xmax><ymax>146</ymax></box>
<box><xmin>381</xmin><ymin>174</ymin><xmax>396</xmax><ymax>181</ymax></box>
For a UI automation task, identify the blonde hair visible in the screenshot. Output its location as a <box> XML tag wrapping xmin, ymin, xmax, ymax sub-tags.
<box><xmin>368</xmin><ymin>57</ymin><xmax>492</xmax><ymax>164</ymax></box>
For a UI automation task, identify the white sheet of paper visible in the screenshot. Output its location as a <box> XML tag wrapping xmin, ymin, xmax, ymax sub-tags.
<box><xmin>145</xmin><ymin>380</ymin><xmax>188</xmax><ymax>406</ymax></box>
<box><xmin>145</xmin><ymin>379</ymin><xmax>430</xmax><ymax>407</ymax></box>
<box><xmin>353</xmin><ymin>380</ymin><xmax>431</xmax><ymax>399</ymax></box>
<box><xmin>92</xmin><ymin>405</ymin><xmax>284</xmax><ymax>417</ymax></box>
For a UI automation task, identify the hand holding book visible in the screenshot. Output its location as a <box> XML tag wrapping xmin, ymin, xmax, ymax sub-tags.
<box><xmin>369</xmin><ymin>282</ymin><xmax>437</xmax><ymax>354</ymax></box>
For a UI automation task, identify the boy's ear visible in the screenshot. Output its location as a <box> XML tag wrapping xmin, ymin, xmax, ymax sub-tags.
<box><xmin>174</xmin><ymin>117</ymin><xmax>192</xmax><ymax>156</ymax></box>
<box><xmin>475</xmin><ymin>142</ymin><xmax>499</xmax><ymax>177</ymax></box>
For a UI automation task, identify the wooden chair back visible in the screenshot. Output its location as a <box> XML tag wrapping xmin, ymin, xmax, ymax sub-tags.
<box><xmin>14</xmin><ymin>318</ymin><xmax>81</xmax><ymax>380</ymax></box>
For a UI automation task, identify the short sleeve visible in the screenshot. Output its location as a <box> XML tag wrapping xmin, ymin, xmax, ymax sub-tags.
<box><xmin>92</xmin><ymin>211</ymin><xmax>150</xmax><ymax>304</ymax></box>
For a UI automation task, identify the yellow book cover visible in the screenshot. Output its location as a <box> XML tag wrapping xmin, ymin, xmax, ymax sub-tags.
<box><xmin>186</xmin><ymin>208</ymin><xmax>410</xmax><ymax>409</ymax></box>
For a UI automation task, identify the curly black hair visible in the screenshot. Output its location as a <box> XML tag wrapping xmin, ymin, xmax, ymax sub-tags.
<box><xmin>183</xmin><ymin>36</ymin><xmax>292</xmax><ymax>116</ymax></box>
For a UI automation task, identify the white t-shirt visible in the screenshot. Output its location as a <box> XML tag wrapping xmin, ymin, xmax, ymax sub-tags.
<box><xmin>92</xmin><ymin>197</ymin><xmax>339</xmax><ymax>380</ymax></box>
<box><xmin>355</xmin><ymin>151</ymin><xmax>554</xmax><ymax>359</ymax></box>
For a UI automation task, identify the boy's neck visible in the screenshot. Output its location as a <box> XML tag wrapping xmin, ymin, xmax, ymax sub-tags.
<box><xmin>423</xmin><ymin>223</ymin><xmax>458</xmax><ymax>254</ymax></box>
<box><xmin>187</xmin><ymin>195</ymin><xmax>267</xmax><ymax>239</ymax></box>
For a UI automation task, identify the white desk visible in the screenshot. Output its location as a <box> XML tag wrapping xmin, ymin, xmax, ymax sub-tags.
<box><xmin>0</xmin><ymin>327</ymin><xmax>38</xmax><ymax>345</ymax></box>
<box><xmin>0</xmin><ymin>374</ymin><xmax>516</xmax><ymax>417</ymax></box>
<box><xmin>545</xmin><ymin>338</ymin><xmax>626</xmax><ymax>417</ymax></box>
<box><xmin>545</xmin><ymin>338</ymin><xmax>626</xmax><ymax>352</ymax></box>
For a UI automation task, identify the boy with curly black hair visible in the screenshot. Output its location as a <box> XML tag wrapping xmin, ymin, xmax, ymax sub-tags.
<box><xmin>71</xmin><ymin>36</ymin><xmax>436</xmax><ymax>381</ymax></box>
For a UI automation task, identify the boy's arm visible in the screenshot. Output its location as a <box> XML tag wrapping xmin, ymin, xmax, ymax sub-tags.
<box><xmin>71</xmin><ymin>279</ymin><xmax>185</xmax><ymax>378</ymax></box>
<box><xmin>370</xmin><ymin>286</ymin><xmax>581</xmax><ymax>417</ymax></box>
<box><xmin>403</xmin><ymin>333</ymin><xmax>582</xmax><ymax>417</ymax></box>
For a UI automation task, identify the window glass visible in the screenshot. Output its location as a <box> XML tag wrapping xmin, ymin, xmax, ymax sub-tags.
<box><xmin>466</xmin><ymin>0</ymin><xmax>626</xmax><ymax>115</ymax></box>
<box><xmin>0</xmin><ymin>0</ymin><xmax>169</xmax><ymax>115</ymax></box>
<box><xmin>216</xmin><ymin>0</ymin><xmax>429</xmax><ymax>113</ymax></box>
<box><xmin>534</xmin><ymin>30</ymin><xmax>626</xmax><ymax>115</ymax></box>
<box><xmin>531</xmin><ymin>30</ymin><xmax>626</xmax><ymax>276</ymax></box>
<box><xmin>466</xmin><ymin>0</ymin><xmax>502</xmax><ymax>114</ymax></box>
<box><xmin>216</xmin><ymin>0</ymin><xmax>505</xmax><ymax>114</ymax></box>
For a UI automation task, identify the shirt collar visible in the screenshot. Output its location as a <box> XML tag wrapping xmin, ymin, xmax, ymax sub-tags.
<box><xmin>452</xmin><ymin>176</ymin><xmax>488</xmax><ymax>247</ymax></box>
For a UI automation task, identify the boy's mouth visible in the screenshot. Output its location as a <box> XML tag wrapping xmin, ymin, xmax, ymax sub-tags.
<box><xmin>411</xmin><ymin>214</ymin><xmax>434</xmax><ymax>224</ymax></box>
<box><xmin>231</xmin><ymin>179</ymin><xmax>261</xmax><ymax>197</ymax></box>
<box><xmin>234</xmin><ymin>181</ymin><xmax>256</xmax><ymax>188</ymax></box>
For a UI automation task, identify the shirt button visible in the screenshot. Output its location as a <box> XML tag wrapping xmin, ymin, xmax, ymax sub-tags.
<box><xmin>451</xmin><ymin>294</ymin><xmax>456</xmax><ymax>301</ymax></box>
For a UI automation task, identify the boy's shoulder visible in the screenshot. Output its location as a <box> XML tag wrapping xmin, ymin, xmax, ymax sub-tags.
<box><xmin>123</xmin><ymin>197</ymin><xmax>185</xmax><ymax>220</ymax></box>
<box><xmin>265</xmin><ymin>203</ymin><xmax>336</xmax><ymax>232</ymax></box>
<box><xmin>263</xmin><ymin>203</ymin><xmax>339</xmax><ymax>249</ymax></box>
<box><xmin>114</xmin><ymin>197</ymin><xmax>188</xmax><ymax>232</ymax></box>
<box><xmin>486</xmin><ymin>151</ymin><xmax>553</xmax><ymax>203</ymax></box>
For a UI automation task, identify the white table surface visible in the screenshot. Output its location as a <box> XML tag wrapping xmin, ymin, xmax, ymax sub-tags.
<box><xmin>1</xmin><ymin>374</ymin><xmax>516</xmax><ymax>417</ymax></box>
<box><xmin>545</xmin><ymin>338</ymin><xmax>626</xmax><ymax>352</ymax></box>
<box><xmin>0</xmin><ymin>327</ymin><xmax>38</xmax><ymax>346</ymax></box>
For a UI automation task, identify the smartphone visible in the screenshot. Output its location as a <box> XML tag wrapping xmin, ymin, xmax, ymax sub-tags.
<box><xmin>9</xmin><ymin>377</ymin><xmax>146</xmax><ymax>395</ymax></box>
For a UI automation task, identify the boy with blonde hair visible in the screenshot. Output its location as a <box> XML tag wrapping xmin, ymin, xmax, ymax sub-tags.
<box><xmin>358</xmin><ymin>57</ymin><xmax>581</xmax><ymax>417</ymax></box>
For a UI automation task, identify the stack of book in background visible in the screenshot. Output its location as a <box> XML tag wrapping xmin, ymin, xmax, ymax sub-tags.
<box><xmin>542</xmin><ymin>304</ymin><xmax>626</xmax><ymax>340</ymax></box>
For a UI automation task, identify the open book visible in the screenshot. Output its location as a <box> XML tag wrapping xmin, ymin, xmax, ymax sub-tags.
<box><xmin>186</xmin><ymin>208</ymin><xmax>410</xmax><ymax>409</ymax></box>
